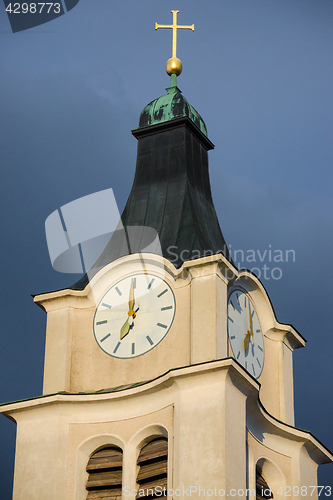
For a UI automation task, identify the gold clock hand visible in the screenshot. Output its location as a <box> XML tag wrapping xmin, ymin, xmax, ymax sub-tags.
<box><xmin>244</xmin><ymin>331</ymin><xmax>250</xmax><ymax>351</ymax></box>
<box><xmin>120</xmin><ymin>279</ymin><xmax>138</xmax><ymax>341</ymax></box>
<box><xmin>120</xmin><ymin>318</ymin><xmax>130</xmax><ymax>340</ymax></box>
<box><xmin>128</xmin><ymin>278</ymin><xmax>135</xmax><ymax>312</ymax></box>
<box><xmin>120</xmin><ymin>279</ymin><xmax>137</xmax><ymax>340</ymax></box>
<box><xmin>120</xmin><ymin>314</ymin><xmax>135</xmax><ymax>340</ymax></box>
<box><xmin>248</xmin><ymin>300</ymin><xmax>254</xmax><ymax>336</ymax></box>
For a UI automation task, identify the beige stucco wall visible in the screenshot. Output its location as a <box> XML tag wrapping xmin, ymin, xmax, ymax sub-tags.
<box><xmin>7</xmin><ymin>361</ymin><xmax>253</xmax><ymax>500</ymax></box>
<box><xmin>3</xmin><ymin>359</ymin><xmax>330</xmax><ymax>500</ymax></box>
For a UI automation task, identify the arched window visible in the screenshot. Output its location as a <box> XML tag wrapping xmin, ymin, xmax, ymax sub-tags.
<box><xmin>136</xmin><ymin>438</ymin><xmax>168</xmax><ymax>499</ymax></box>
<box><xmin>86</xmin><ymin>446</ymin><xmax>123</xmax><ymax>499</ymax></box>
<box><xmin>256</xmin><ymin>467</ymin><xmax>273</xmax><ymax>499</ymax></box>
<box><xmin>256</xmin><ymin>456</ymin><xmax>287</xmax><ymax>499</ymax></box>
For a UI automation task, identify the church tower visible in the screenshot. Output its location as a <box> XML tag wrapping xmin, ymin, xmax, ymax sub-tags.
<box><xmin>1</xmin><ymin>11</ymin><xmax>332</xmax><ymax>500</ymax></box>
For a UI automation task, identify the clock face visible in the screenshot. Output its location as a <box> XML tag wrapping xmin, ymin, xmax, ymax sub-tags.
<box><xmin>227</xmin><ymin>289</ymin><xmax>264</xmax><ymax>379</ymax></box>
<box><xmin>93</xmin><ymin>273</ymin><xmax>176</xmax><ymax>359</ymax></box>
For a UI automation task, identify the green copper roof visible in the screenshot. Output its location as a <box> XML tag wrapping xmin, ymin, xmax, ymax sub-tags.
<box><xmin>136</xmin><ymin>78</ymin><xmax>207</xmax><ymax>137</ymax></box>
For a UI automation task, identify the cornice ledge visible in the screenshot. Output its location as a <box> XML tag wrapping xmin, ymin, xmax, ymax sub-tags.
<box><xmin>0</xmin><ymin>358</ymin><xmax>258</xmax><ymax>415</ymax></box>
<box><xmin>265</xmin><ymin>324</ymin><xmax>306</xmax><ymax>349</ymax></box>
<box><xmin>183</xmin><ymin>253</ymin><xmax>238</xmax><ymax>282</ymax></box>
<box><xmin>131</xmin><ymin>116</ymin><xmax>215</xmax><ymax>151</ymax></box>
<box><xmin>247</xmin><ymin>395</ymin><xmax>333</xmax><ymax>464</ymax></box>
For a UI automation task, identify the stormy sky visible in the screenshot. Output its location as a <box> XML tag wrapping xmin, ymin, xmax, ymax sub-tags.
<box><xmin>1</xmin><ymin>0</ymin><xmax>333</xmax><ymax>495</ymax></box>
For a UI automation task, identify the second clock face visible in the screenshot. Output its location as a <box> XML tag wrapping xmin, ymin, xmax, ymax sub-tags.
<box><xmin>227</xmin><ymin>289</ymin><xmax>264</xmax><ymax>379</ymax></box>
<box><xmin>93</xmin><ymin>273</ymin><xmax>176</xmax><ymax>359</ymax></box>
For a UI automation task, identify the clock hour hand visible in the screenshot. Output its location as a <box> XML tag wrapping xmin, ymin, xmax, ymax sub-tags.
<box><xmin>120</xmin><ymin>319</ymin><xmax>130</xmax><ymax>340</ymax></box>
<box><xmin>244</xmin><ymin>331</ymin><xmax>250</xmax><ymax>352</ymax></box>
<box><xmin>120</xmin><ymin>315</ymin><xmax>134</xmax><ymax>340</ymax></box>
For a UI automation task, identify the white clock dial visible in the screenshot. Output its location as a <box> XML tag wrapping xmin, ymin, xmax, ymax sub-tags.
<box><xmin>93</xmin><ymin>273</ymin><xmax>176</xmax><ymax>359</ymax></box>
<box><xmin>227</xmin><ymin>289</ymin><xmax>264</xmax><ymax>379</ymax></box>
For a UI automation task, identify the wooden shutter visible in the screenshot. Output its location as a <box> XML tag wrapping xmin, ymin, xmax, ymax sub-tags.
<box><xmin>86</xmin><ymin>446</ymin><xmax>123</xmax><ymax>500</ymax></box>
<box><xmin>136</xmin><ymin>438</ymin><xmax>168</xmax><ymax>498</ymax></box>
<box><xmin>256</xmin><ymin>470</ymin><xmax>273</xmax><ymax>499</ymax></box>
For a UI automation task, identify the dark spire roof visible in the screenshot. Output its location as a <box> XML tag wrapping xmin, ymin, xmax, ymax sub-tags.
<box><xmin>71</xmin><ymin>82</ymin><xmax>232</xmax><ymax>290</ymax></box>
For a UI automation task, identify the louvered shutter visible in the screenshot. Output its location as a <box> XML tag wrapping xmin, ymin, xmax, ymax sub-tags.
<box><xmin>86</xmin><ymin>446</ymin><xmax>123</xmax><ymax>500</ymax></box>
<box><xmin>256</xmin><ymin>470</ymin><xmax>273</xmax><ymax>499</ymax></box>
<box><xmin>136</xmin><ymin>438</ymin><xmax>168</xmax><ymax>498</ymax></box>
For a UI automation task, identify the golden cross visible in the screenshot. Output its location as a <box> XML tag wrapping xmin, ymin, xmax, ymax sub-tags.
<box><xmin>155</xmin><ymin>10</ymin><xmax>194</xmax><ymax>59</ymax></box>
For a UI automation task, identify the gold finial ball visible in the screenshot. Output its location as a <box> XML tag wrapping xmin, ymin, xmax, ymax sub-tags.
<box><xmin>166</xmin><ymin>57</ymin><xmax>182</xmax><ymax>76</ymax></box>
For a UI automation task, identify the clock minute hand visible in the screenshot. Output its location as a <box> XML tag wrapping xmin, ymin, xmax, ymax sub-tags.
<box><xmin>120</xmin><ymin>280</ymin><xmax>136</xmax><ymax>340</ymax></box>
<box><xmin>128</xmin><ymin>278</ymin><xmax>135</xmax><ymax>312</ymax></box>
<box><xmin>248</xmin><ymin>301</ymin><xmax>254</xmax><ymax>336</ymax></box>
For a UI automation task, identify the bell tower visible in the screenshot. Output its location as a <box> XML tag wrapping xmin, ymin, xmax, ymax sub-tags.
<box><xmin>1</xmin><ymin>11</ymin><xmax>332</xmax><ymax>500</ymax></box>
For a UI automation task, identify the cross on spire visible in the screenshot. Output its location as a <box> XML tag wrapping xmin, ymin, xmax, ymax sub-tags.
<box><xmin>155</xmin><ymin>10</ymin><xmax>194</xmax><ymax>59</ymax></box>
<box><xmin>155</xmin><ymin>10</ymin><xmax>194</xmax><ymax>77</ymax></box>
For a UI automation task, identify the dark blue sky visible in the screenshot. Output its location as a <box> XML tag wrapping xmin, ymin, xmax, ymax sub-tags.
<box><xmin>1</xmin><ymin>0</ymin><xmax>333</xmax><ymax>496</ymax></box>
